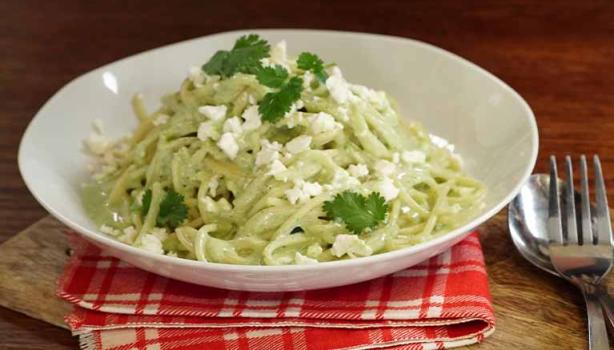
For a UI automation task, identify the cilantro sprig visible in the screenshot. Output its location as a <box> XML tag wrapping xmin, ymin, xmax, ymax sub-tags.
<box><xmin>259</xmin><ymin>76</ymin><xmax>303</xmax><ymax>123</ymax></box>
<box><xmin>141</xmin><ymin>189</ymin><xmax>188</xmax><ymax>229</ymax></box>
<box><xmin>297</xmin><ymin>52</ymin><xmax>328</xmax><ymax>82</ymax></box>
<box><xmin>256</xmin><ymin>65</ymin><xmax>289</xmax><ymax>88</ymax></box>
<box><xmin>323</xmin><ymin>191</ymin><xmax>388</xmax><ymax>234</ymax></box>
<box><xmin>202</xmin><ymin>34</ymin><xmax>270</xmax><ymax>77</ymax></box>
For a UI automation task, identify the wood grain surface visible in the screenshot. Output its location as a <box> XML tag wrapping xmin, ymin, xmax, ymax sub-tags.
<box><xmin>2</xmin><ymin>213</ymin><xmax>612</xmax><ymax>350</ymax></box>
<box><xmin>1</xmin><ymin>1</ymin><xmax>613</xmax><ymax>349</ymax></box>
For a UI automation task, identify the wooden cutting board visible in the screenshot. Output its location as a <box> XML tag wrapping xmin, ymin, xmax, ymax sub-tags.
<box><xmin>0</xmin><ymin>212</ymin><xmax>612</xmax><ymax>349</ymax></box>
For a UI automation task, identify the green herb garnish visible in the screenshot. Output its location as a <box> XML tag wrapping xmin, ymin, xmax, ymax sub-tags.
<box><xmin>140</xmin><ymin>189</ymin><xmax>188</xmax><ymax>229</ymax></box>
<box><xmin>259</xmin><ymin>76</ymin><xmax>303</xmax><ymax>123</ymax></box>
<box><xmin>323</xmin><ymin>191</ymin><xmax>388</xmax><ymax>234</ymax></box>
<box><xmin>202</xmin><ymin>34</ymin><xmax>270</xmax><ymax>77</ymax></box>
<box><xmin>297</xmin><ymin>52</ymin><xmax>328</xmax><ymax>82</ymax></box>
<box><xmin>256</xmin><ymin>65</ymin><xmax>289</xmax><ymax>88</ymax></box>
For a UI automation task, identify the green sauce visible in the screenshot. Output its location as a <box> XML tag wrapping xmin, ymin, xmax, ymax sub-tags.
<box><xmin>81</xmin><ymin>181</ymin><xmax>127</xmax><ymax>228</ymax></box>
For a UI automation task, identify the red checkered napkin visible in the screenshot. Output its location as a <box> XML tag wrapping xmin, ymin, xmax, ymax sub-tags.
<box><xmin>58</xmin><ymin>232</ymin><xmax>495</xmax><ymax>350</ymax></box>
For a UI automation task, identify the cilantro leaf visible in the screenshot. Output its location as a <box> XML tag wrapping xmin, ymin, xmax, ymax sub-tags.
<box><xmin>259</xmin><ymin>77</ymin><xmax>303</xmax><ymax>123</ymax></box>
<box><xmin>256</xmin><ymin>65</ymin><xmax>289</xmax><ymax>88</ymax></box>
<box><xmin>141</xmin><ymin>189</ymin><xmax>152</xmax><ymax>216</ymax></box>
<box><xmin>323</xmin><ymin>191</ymin><xmax>388</xmax><ymax>234</ymax></box>
<box><xmin>202</xmin><ymin>34</ymin><xmax>270</xmax><ymax>77</ymax></box>
<box><xmin>297</xmin><ymin>52</ymin><xmax>328</xmax><ymax>82</ymax></box>
<box><xmin>156</xmin><ymin>190</ymin><xmax>188</xmax><ymax>229</ymax></box>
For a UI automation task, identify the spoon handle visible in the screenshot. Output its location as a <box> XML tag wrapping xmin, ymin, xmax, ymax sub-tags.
<box><xmin>596</xmin><ymin>285</ymin><xmax>614</xmax><ymax>333</ymax></box>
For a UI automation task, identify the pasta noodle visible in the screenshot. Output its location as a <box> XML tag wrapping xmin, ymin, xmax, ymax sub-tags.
<box><xmin>82</xmin><ymin>39</ymin><xmax>485</xmax><ymax>266</ymax></box>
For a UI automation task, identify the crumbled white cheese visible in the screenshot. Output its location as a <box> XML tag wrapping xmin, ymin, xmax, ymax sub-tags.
<box><xmin>286</xmin><ymin>112</ymin><xmax>304</xmax><ymax>128</ymax></box>
<box><xmin>223</xmin><ymin>116</ymin><xmax>243</xmax><ymax>135</ymax></box>
<box><xmin>188</xmin><ymin>66</ymin><xmax>205</xmax><ymax>87</ymax></box>
<box><xmin>401</xmin><ymin>206</ymin><xmax>411</xmax><ymax>214</ymax></box>
<box><xmin>402</xmin><ymin>150</ymin><xmax>426</xmax><ymax>163</ymax></box>
<box><xmin>269</xmin><ymin>40</ymin><xmax>288</xmax><ymax>67</ymax></box>
<box><xmin>166</xmin><ymin>251</ymin><xmax>178</xmax><ymax>257</ymax></box>
<box><xmin>378</xmin><ymin>177</ymin><xmax>400</xmax><ymax>202</ymax></box>
<box><xmin>100</xmin><ymin>224</ymin><xmax>116</xmax><ymax>235</ymax></box>
<box><xmin>85</xmin><ymin>132</ymin><xmax>111</xmax><ymax>155</ymax></box>
<box><xmin>303</xmin><ymin>70</ymin><xmax>314</xmax><ymax>89</ymax></box>
<box><xmin>348</xmin><ymin>164</ymin><xmax>369</xmax><ymax>178</ymax></box>
<box><xmin>326</xmin><ymin>67</ymin><xmax>351</xmax><ymax>104</ymax></box>
<box><xmin>198</xmin><ymin>105</ymin><xmax>227</xmax><ymax>121</ymax></box>
<box><xmin>139</xmin><ymin>234</ymin><xmax>164</xmax><ymax>255</ymax></box>
<box><xmin>429</xmin><ymin>134</ymin><xmax>455</xmax><ymax>152</ymax></box>
<box><xmin>118</xmin><ymin>226</ymin><xmax>138</xmax><ymax>244</ymax></box>
<box><xmin>331</xmin><ymin>234</ymin><xmax>373</xmax><ymax>258</ymax></box>
<box><xmin>328</xmin><ymin>169</ymin><xmax>361</xmax><ymax>190</ymax></box>
<box><xmin>197</xmin><ymin>121</ymin><xmax>219</xmax><ymax>141</ymax></box>
<box><xmin>285</xmin><ymin>179</ymin><xmax>322</xmax><ymax>205</ymax></box>
<box><xmin>285</xmin><ymin>135</ymin><xmax>312</xmax><ymax>154</ymax></box>
<box><xmin>337</xmin><ymin>106</ymin><xmax>350</xmax><ymax>122</ymax></box>
<box><xmin>308</xmin><ymin>112</ymin><xmax>343</xmax><ymax>134</ymax></box>
<box><xmin>268</xmin><ymin>159</ymin><xmax>288</xmax><ymax>180</ymax></box>
<box><xmin>255</xmin><ymin>139</ymin><xmax>282</xmax><ymax>166</ymax></box>
<box><xmin>150</xmin><ymin>227</ymin><xmax>168</xmax><ymax>241</ymax></box>
<box><xmin>295</xmin><ymin>252</ymin><xmax>319</xmax><ymax>265</ymax></box>
<box><xmin>374</xmin><ymin>160</ymin><xmax>397</xmax><ymax>177</ymax></box>
<box><xmin>217</xmin><ymin>132</ymin><xmax>240</xmax><ymax>159</ymax></box>
<box><xmin>153</xmin><ymin>114</ymin><xmax>170</xmax><ymax>126</ymax></box>
<box><xmin>241</xmin><ymin>105</ymin><xmax>262</xmax><ymax>131</ymax></box>
<box><xmin>350</xmin><ymin>84</ymin><xmax>387</xmax><ymax>109</ymax></box>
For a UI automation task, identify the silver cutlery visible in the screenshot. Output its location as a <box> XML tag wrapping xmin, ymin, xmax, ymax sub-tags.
<box><xmin>508</xmin><ymin>173</ymin><xmax>614</xmax><ymax>332</ymax></box>
<box><xmin>547</xmin><ymin>155</ymin><xmax>613</xmax><ymax>349</ymax></box>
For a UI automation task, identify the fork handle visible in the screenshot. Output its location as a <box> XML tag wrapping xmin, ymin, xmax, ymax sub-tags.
<box><xmin>584</xmin><ymin>290</ymin><xmax>610</xmax><ymax>350</ymax></box>
<box><xmin>596</xmin><ymin>285</ymin><xmax>614</xmax><ymax>334</ymax></box>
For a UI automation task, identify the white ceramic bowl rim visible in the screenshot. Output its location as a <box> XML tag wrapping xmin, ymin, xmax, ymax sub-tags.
<box><xmin>18</xmin><ymin>29</ymin><xmax>538</xmax><ymax>272</ymax></box>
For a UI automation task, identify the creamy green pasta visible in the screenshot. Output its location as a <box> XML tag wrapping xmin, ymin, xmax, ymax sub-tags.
<box><xmin>82</xmin><ymin>36</ymin><xmax>485</xmax><ymax>265</ymax></box>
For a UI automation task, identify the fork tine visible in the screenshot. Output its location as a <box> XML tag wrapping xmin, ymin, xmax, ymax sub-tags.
<box><xmin>593</xmin><ymin>155</ymin><xmax>613</xmax><ymax>245</ymax></box>
<box><xmin>565</xmin><ymin>156</ymin><xmax>578</xmax><ymax>244</ymax></box>
<box><xmin>580</xmin><ymin>155</ymin><xmax>594</xmax><ymax>245</ymax></box>
<box><xmin>548</xmin><ymin>156</ymin><xmax>563</xmax><ymax>244</ymax></box>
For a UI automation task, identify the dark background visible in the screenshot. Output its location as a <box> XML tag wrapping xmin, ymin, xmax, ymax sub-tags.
<box><xmin>1</xmin><ymin>1</ymin><xmax>614</xmax><ymax>348</ymax></box>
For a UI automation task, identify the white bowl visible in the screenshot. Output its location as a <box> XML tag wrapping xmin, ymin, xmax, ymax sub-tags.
<box><xmin>18</xmin><ymin>29</ymin><xmax>538</xmax><ymax>291</ymax></box>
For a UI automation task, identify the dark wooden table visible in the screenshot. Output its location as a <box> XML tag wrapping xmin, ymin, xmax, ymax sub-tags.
<box><xmin>1</xmin><ymin>1</ymin><xmax>614</xmax><ymax>349</ymax></box>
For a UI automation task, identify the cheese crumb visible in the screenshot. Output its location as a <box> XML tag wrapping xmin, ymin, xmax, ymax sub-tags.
<box><xmin>402</xmin><ymin>150</ymin><xmax>426</xmax><ymax>163</ymax></box>
<box><xmin>268</xmin><ymin>159</ymin><xmax>288</xmax><ymax>180</ymax></box>
<box><xmin>331</xmin><ymin>234</ymin><xmax>373</xmax><ymax>258</ymax></box>
<box><xmin>85</xmin><ymin>132</ymin><xmax>111</xmax><ymax>155</ymax></box>
<box><xmin>374</xmin><ymin>160</ymin><xmax>396</xmax><ymax>177</ymax></box>
<box><xmin>295</xmin><ymin>252</ymin><xmax>319</xmax><ymax>264</ymax></box>
<box><xmin>378</xmin><ymin>177</ymin><xmax>400</xmax><ymax>202</ymax></box>
<box><xmin>139</xmin><ymin>234</ymin><xmax>164</xmax><ymax>255</ymax></box>
<box><xmin>270</xmin><ymin>40</ymin><xmax>288</xmax><ymax>67</ymax></box>
<box><xmin>197</xmin><ymin>121</ymin><xmax>219</xmax><ymax>141</ymax></box>
<box><xmin>198</xmin><ymin>105</ymin><xmax>227</xmax><ymax>121</ymax></box>
<box><xmin>153</xmin><ymin>114</ymin><xmax>170</xmax><ymax>126</ymax></box>
<box><xmin>308</xmin><ymin>112</ymin><xmax>343</xmax><ymax>134</ymax></box>
<box><xmin>326</xmin><ymin>67</ymin><xmax>350</xmax><ymax>104</ymax></box>
<box><xmin>188</xmin><ymin>66</ymin><xmax>205</xmax><ymax>87</ymax></box>
<box><xmin>285</xmin><ymin>179</ymin><xmax>322</xmax><ymax>205</ymax></box>
<box><xmin>217</xmin><ymin>132</ymin><xmax>239</xmax><ymax>159</ymax></box>
<box><xmin>241</xmin><ymin>105</ymin><xmax>262</xmax><ymax>131</ymax></box>
<box><xmin>255</xmin><ymin>139</ymin><xmax>282</xmax><ymax>167</ymax></box>
<box><xmin>285</xmin><ymin>135</ymin><xmax>312</xmax><ymax>154</ymax></box>
<box><xmin>348</xmin><ymin>164</ymin><xmax>369</xmax><ymax>178</ymax></box>
<box><xmin>223</xmin><ymin>116</ymin><xmax>243</xmax><ymax>135</ymax></box>
<box><xmin>401</xmin><ymin>206</ymin><xmax>411</xmax><ymax>214</ymax></box>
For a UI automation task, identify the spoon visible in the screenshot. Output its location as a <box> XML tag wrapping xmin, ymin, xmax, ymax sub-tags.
<box><xmin>508</xmin><ymin>173</ymin><xmax>614</xmax><ymax>329</ymax></box>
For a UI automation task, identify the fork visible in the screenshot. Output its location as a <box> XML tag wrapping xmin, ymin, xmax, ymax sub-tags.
<box><xmin>548</xmin><ymin>155</ymin><xmax>614</xmax><ymax>350</ymax></box>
